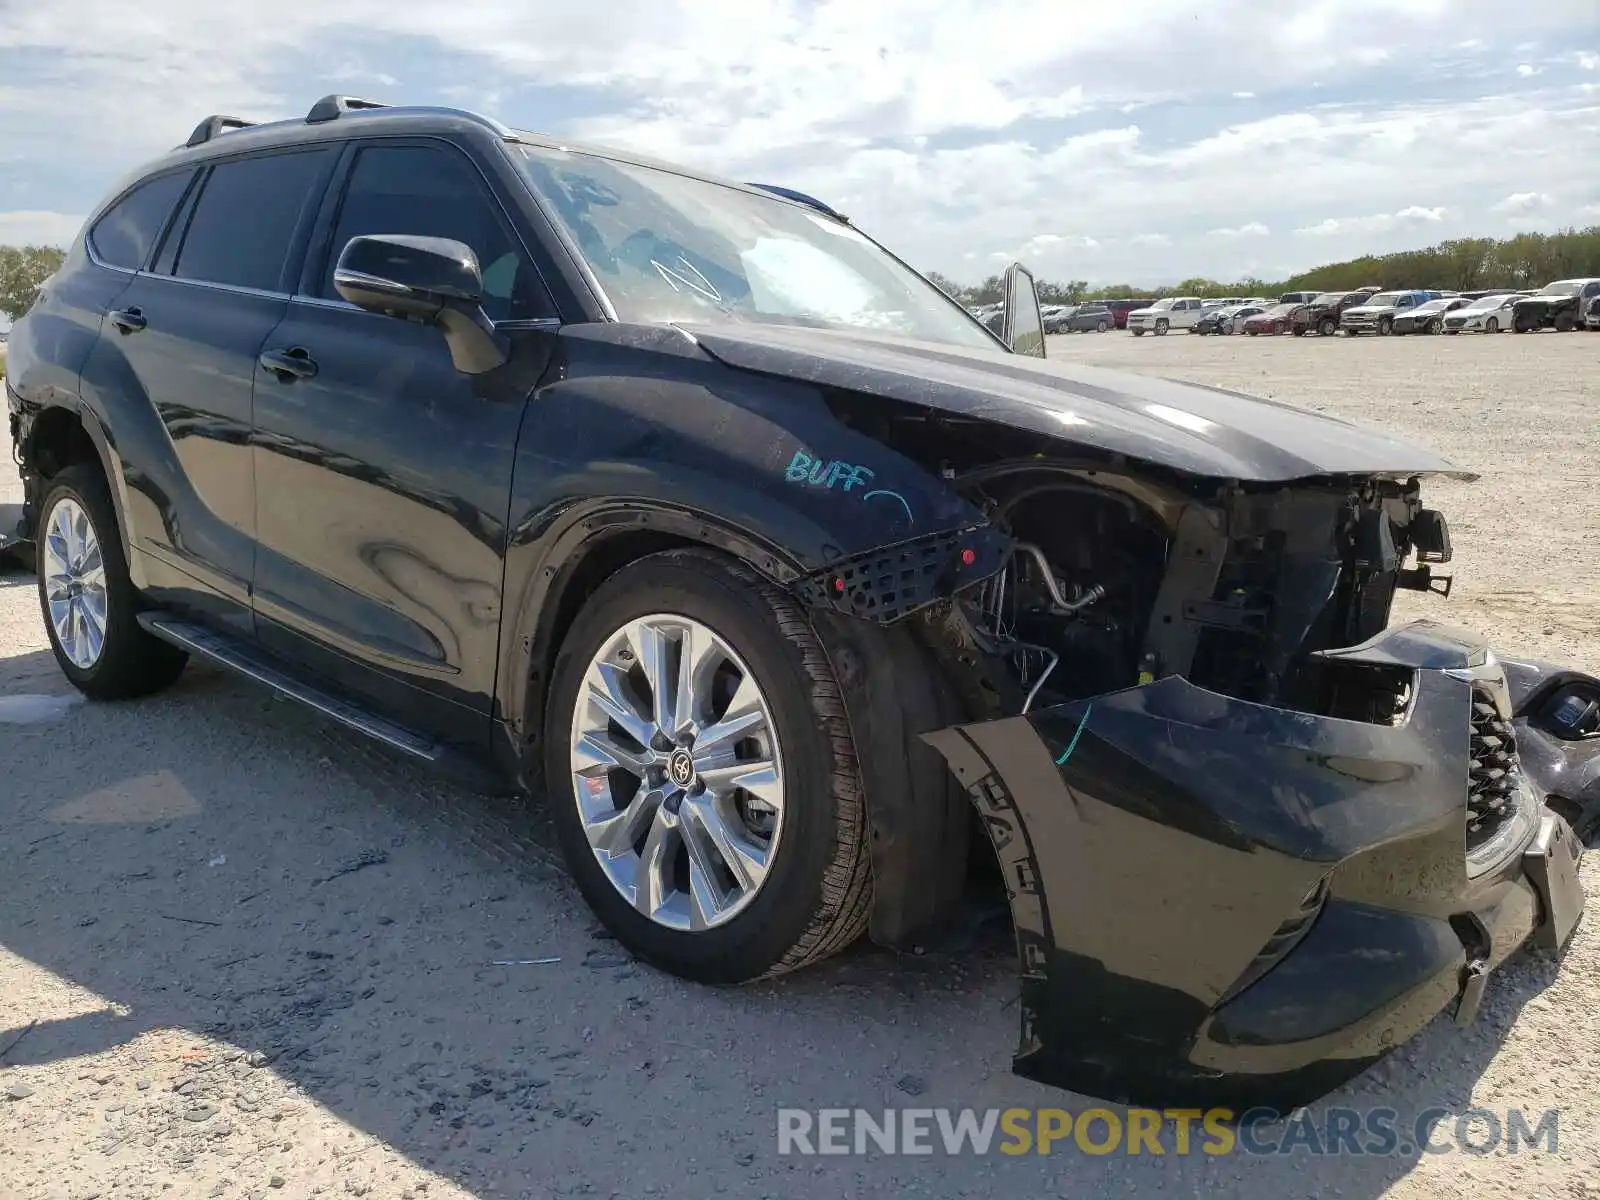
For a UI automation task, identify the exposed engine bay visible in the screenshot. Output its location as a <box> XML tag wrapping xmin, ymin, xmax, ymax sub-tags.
<box><xmin>917</xmin><ymin>458</ymin><xmax>1455</xmax><ymax>727</ymax></box>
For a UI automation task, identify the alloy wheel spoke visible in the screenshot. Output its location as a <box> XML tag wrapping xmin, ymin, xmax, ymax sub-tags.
<box><xmin>587</xmin><ymin>785</ymin><xmax>663</xmax><ymax>856</ymax></box>
<box><xmin>698</xmin><ymin>759</ymin><xmax>783</xmax><ymax>812</ymax></box>
<box><xmin>694</xmin><ymin>675</ymin><xmax>767</xmax><ymax>755</ymax></box>
<box><xmin>632</xmin><ymin>806</ymin><xmax>679</xmax><ymax>919</ymax></box>
<box><xmin>683</xmin><ymin>793</ymin><xmax>769</xmax><ymax>897</ymax></box>
<box><xmin>573</xmin><ymin>728</ymin><xmax>654</xmax><ymax>779</ymax></box>
<box><xmin>679</xmin><ymin>805</ymin><xmax>731</xmax><ymax>928</ymax></box>
<box><xmin>585</xmin><ymin>661</ymin><xmax>656</xmax><ymax>751</ymax></box>
<box><xmin>627</xmin><ymin>620</ymin><xmax>678</xmax><ymax>742</ymax></box>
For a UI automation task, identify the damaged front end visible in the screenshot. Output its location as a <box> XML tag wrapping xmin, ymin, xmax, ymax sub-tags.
<box><xmin>893</xmin><ymin>464</ymin><xmax>1587</xmax><ymax>1110</ymax></box>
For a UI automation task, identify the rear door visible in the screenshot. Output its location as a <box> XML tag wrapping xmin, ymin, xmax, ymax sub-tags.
<box><xmin>250</xmin><ymin>137</ymin><xmax>559</xmax><ymax>744</ymax></box>
<box><xmin>79</xmin><ymin>146</ymin><xmax>337</xmax><ymax>633</ymax></box>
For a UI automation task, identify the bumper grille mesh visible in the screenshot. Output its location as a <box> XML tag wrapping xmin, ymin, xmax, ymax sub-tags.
<box><xmin>1467</xmin><ymin>689</ymin><xmax>1521</xmax><ymax>853</ymax></box>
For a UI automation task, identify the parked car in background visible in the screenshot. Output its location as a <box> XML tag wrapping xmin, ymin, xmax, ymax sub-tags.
<box><xmin>1104</xmin><ymin>298</ymin><xmax>1156</xmax><ymax>329</ymax></box>
<box><xmin>1340</xmin><ymin>290</ymin><xmax>1432</xmax><ymax>336</ymax></box>
<box><xmin>1392</xmin><ymin>296</ymin><xmax>1471</xmax><ymax>336</ymax></box>
<box><xmin>1041</xmin><ymin>304</ymin><xmax>1077</xmax><ymax>334</ymax></box>
<box><xmin>1064</xmin><ymin>301</ymin><xmax>1115</xmax><ymax>332</ymax></box>
<box><xmin>1278</xmin><ymin>291</ymin><xmax>1320</xmax><ymax>305</ymax></box>
<box><xmin>1243</xmin><ymin>302</ymin><xmax>1305</xmax><ymax>335</ymax></box>
<box><xmin>1442</xmin><ymin>293</ymin><xmax>1517</xmax><ymax>334</ymax></box>
<box><xmin>1288</xmin><ymin>291</ymin><xmax>1375</xmax><ymax>337</ymax></box>
<box><xmin>1127</xmin><ymin>296</ymin><xmax>1205</xmax><ymax>335</ymax></box>
<box><xmin>1193</xmin><ymin>303</ymin><xmax>1264</xmax><ymax>335</ymax></box>
<box><xmin>1512</xmin><ymin>279</ymin><xmax>1600</xmax><ymax>333</ymax></box>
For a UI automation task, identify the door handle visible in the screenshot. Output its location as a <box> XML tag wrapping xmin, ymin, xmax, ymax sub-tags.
<box><xmin>259</xmin><ymin>346</ymin><xmax>319</xmax><ymax>382</ymax></box>
<box><xmin>108</xmin><ymin>307</ymin><xmax>146</xmax><ymax>334</ymax></box>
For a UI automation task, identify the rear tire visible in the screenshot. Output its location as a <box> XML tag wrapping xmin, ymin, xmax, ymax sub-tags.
<box><xmin>1096</xmin><ymin>319</ymin><xmax>1109</xmax><ymax>332</ymax></box>
<box><xmin>37</xmin><ymin>465</ymin><xmax>188</xmax><ymax>700</ymax></box>
<box><xmin>542</xmin><ymin>548</ymin><xmax>871</xmax><ymax>984</ymax></box>
<box><xmin>1132</xmin><ymin>329</ymin><xmax>1144</xmax><ymax>336</ymax></box>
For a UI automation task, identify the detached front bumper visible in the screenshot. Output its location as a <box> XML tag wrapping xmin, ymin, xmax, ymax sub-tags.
<box><xmin>925</xmin><ymin>619</ymin><xmax>1586</xmax><ymax>1111</ymax></box>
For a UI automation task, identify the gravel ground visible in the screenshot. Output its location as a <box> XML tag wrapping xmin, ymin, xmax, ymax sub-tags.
<box><xmin>2</xmin><ymin>330</ymin><xmax>1598</xmax><ymax>1199</ymax></box>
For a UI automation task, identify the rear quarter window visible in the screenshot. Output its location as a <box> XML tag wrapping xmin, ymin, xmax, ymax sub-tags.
<box><xmin>88</xmin><ymin>171</ymin><xmax>194</xmax><ymax>270</ymax></box>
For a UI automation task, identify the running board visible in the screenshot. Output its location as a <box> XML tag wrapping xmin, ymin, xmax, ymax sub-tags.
<box><xmin>137</xmin><ymin>614</ymin><xmax>444</xmax><ymax>762</ymax></box>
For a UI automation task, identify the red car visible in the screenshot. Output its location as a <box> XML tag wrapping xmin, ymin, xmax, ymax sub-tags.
<box><xmin>1242</xmin><ymin>302</ymin><xmax>1305</xmax><ymax>335</ymax></box>
<box><xmin>1104</xmin><ymin>298</ymin><xmax>1157</xmax><ymax>330</ymax></box>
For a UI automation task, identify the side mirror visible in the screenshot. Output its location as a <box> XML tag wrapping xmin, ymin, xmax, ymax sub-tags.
<box><xmin>333</xmin><ymin>234</ymin><xmax>507</xmax><ymax>374</ymax></box>
<box><xmin>1000</xmin><ymin>262</ymin><xmax>1046</xmax><ymax>358</ymax></box>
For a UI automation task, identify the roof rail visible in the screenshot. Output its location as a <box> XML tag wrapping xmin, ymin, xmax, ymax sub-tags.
<box><xmin>184</xmin><ymin>115</ymin><xmax>255</xmax><ymax>148</ymax></box>
<box><xmin>306</xmin><ymin>94</ymin><xmax>389</xmax><ymax>124</ymax></box>
<box><xmin>746</xmin><ymin>183</ymin><xmax>849</xmax><ymax>223</ymax></box>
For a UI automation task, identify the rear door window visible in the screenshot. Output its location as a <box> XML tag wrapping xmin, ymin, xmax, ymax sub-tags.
<box><xmin>88</xmin><ymin>171</ymin><xmax>194</xmax><ymax>270</ymax></box>
<box><xmin>173</xmin><ymin>149</ymin><xmax>335</xmax><ymax>292</ymax></box>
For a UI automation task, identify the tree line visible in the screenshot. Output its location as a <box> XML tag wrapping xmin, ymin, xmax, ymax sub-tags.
<box><xmin>928</xmin><ymin>225</ymin><xmax>1600</xmax><ymax>305</ymax></box>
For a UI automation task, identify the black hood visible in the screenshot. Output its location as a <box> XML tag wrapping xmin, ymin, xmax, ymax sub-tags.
<box><xmin>677</xmin><ymin>322</ymin><xmax>1476</xmax><ymax>483</ymax></box>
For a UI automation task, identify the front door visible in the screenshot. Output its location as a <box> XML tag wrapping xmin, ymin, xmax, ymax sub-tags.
<box><xmin>250</xmin><ymin>139</ymin><xmax>558</xmax><ymax>746</ymax></box>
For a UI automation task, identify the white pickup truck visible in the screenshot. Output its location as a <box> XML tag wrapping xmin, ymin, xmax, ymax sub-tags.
<box><xmin>1126</xmin><ymin>297</ymin><xmax>1205</xmax><ymax>336</ymax></box>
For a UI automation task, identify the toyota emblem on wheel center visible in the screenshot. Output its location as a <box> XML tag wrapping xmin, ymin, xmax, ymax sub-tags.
<box><xmin>668</xmin><ymin>749</ymin><xmax>695</xmax><ymax>788</ymax></box>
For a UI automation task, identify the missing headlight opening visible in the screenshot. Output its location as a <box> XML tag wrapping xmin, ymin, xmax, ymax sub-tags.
<box><xmin>919</xmin><ymin>460</ymin><xmax>1441</xmax><ymax>724</ymax></box>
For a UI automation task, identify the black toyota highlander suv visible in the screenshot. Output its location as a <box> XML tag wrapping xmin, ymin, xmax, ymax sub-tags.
<box><xmin>7</xmin><ymin>96</ymin><xmax>1594</xmax><ymax>1112</ymax></box>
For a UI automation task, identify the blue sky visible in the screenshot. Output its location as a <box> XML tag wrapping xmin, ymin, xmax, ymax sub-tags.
<box><xmin>1</xmin><ymin>0</ymin><xmax>1597</xmax><ymax>292</ymax></box>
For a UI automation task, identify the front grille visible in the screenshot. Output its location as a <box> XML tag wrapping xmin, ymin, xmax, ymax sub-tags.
<box><xmin>1467</xmin><ymin>688</ymin><xmax>1522</xmax><ymax>853</ymax></box>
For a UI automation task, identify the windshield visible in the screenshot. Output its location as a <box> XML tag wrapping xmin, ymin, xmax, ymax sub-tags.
<box><xmin>1464</xmin><ymin>294</ymin><xmax>1509</xmax><ymax>310</ymax></box>
<box><xmin>1145</xmin><ymin>299</ymin><xmax>1176</xmax><ymax>311</ymax></box>
<box><xmin>1537</xmin><ymin>280</ymin><xmax>1583</xmax><ymax>297</ymax></box>
<box><xmin>1363</xmin><ymin>292</ymin><xmax>1405</xmax><ymax>307</ymax></box>
<box><xmin>511</xmin><ymin>145</ymin><xmax>995</xmax><ymax>348</ymax></box>
<box><xmin>1310</xmin><ymin>293</ymin><xmax>1343</xmax><ymax>306</ymax></box>
<box><xmin>1261</xmin><ymin>303</ymin><xmax>1298</xmax><ymax>316</ymax></box>
<box><xmin>1414</xmin><ymin>299</ymin><xmax>1450</xmax><ymax>312</ymax></box>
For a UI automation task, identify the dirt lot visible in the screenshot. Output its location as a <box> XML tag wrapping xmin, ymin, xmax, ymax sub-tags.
<box><xmin>2</xmin><ymin>330</ymin><xmax>1598</xmax><ymax>1199</ymax></box>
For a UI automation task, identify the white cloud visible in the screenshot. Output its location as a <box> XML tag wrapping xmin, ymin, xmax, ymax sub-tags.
<box><xmin>1</xmin><ymin>1</ymin><xmax>1597</xmax><ymax>285</ymax></box>
<box><xmin>1516</xmin><ymin>63</ymin><xmax>1541</xmax><ymax>77</ymax></box>
<box><xmin>1491</xmin><ymin>191</ymin><xmax>1554</xmax><ymax>214</ymax></box>
<box><xmin>1207</xmin><ymin>222</ymin><xmax>1270</xmax><ymax>239</ymax></box>
<box><xmin>1295</xmin><ymin>206</ymin><xmax>1447</xmax><ymax>236</ymax></box>
<box><xmin>0</xmin><ymin>211</ymin><xmax>86</xmax><ymax>245</ymax></box>
<box><xmin>1577</xmin><ymin>51</ymin><xmax>1598</xmax><ymax>69</ymax></box>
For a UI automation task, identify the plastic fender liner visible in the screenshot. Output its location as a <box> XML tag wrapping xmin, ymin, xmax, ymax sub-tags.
<box><xmin>922</xmin><ymin>619</ymin><xmax>1579</xmax><ymax>1110</ymax></box>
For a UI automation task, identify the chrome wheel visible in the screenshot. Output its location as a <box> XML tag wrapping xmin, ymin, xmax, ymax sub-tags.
<box><xmin>568</xmin><ymin>613</ymin><xmax>785</xmax><ymax>931</ymax></box>
<box><xmin>43</xmin><ymin>497</ymin><xmax>108</xmax><ymax>670</ymax></box>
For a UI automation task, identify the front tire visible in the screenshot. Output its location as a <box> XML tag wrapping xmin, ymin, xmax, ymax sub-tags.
<box><xmin>1554</xmin><ymin>311</ymin><xmax>1576</xmax><ymax>332</ymax></box>
<box><xmin>1486</xmin><ymin>317</ymin><xmax>1499</xmax><ymax>334</ymax></box>
<box><xmin>1318</xmin><ymin>317</ymin><xmax>1337</xmax><ymax>337</ymax></box>
<box><xmin>543</xmin><ymin>548</ymin><xmax>870</xmax><ymax>984</ymax></box>
<box><xmin>1378</xmin><ymin>316</ymin><xmax>1394</xmax><ymax>336</ymax></box>
<box><xmin>1154</xmin><ymin>319</ymin><xmax>1169</xmax><ymax>335</ymax></box>
<box><xmin>37</xmin><ymin>466</ymin><xmax>188</xmax><ymax>700</ymax></box>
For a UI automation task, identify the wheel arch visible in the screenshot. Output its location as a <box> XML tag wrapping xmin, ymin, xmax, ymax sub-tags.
<box><xmin>494</xmin><ymin>500</ymin><xmax>810</xmax><ymax>787</ymax></box>
<box><xmin>15</xmin><ymin>401</ymin><xmax>135</xmax><ymax>575</ymax></box>
<box><xmin>493</xmin><ymin>498</ymin><xmax>979</xmax><ymax>949</ymax></box>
